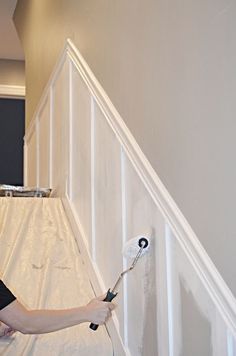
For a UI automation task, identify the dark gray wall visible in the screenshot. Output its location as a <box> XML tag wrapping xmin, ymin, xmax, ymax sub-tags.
<box><xmin>0</xmin><ymin>98</ymin><xmax>25</xmax><ymax>185</ymax></box>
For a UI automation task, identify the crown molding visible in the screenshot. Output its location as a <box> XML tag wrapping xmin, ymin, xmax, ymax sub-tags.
<box><xmin>0</xmin><ymin>84</ymin><xmax>25</xmax><ymax>99</ymax></box>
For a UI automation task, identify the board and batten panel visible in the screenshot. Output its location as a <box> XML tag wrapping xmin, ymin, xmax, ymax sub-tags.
<box><xmin>38</xmin><ymin>95</ymin><xmax>50</xmax><ymax>188</ymax></box>
<box><xmin>24</xmin><ymin>41</ymin><xmax>236</xmax><ymax>356</ymax></box>
<box><xmin>168</xmin><ymin>225</ymin><xmax>231</xmax><ymax>356</ymax></box>
<box><xmin>123</xmin><ymin>152</ymin><xmax>159</xmax><ymax>356</ymax></box>
<box><xmin>70</xmin><ymin>62</ymin><xmax>92</xmax><ymax>250</ymax></box>
<box><xmin>51</xmin><ymin>59</ymin><xmax>70</xmax><ymax>196</ymax></box>
<box><xmin>212</xmin><ymin>314</ymin><xmax>230</xmax><ymax>356</ymax></box>
<box><xmin>26</xmin><ymin>129</ymin><xmax>37</xmax><ymax>186</ymax></box>
<box><xmin>93</xmin><ymin>101</ymin><xmax>124</xmax><ymax>334</ymax></box>
<box><xmin>180</xmin><ymin>282</ymin><xmax>212</xmax><ymax>356</ymax></box>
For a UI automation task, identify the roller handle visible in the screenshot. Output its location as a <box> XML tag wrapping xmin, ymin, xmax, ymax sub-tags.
<box><xmin>89</xmin><ymin>289</ymin><xmax>117</xmax><ymax>331</ymax></box>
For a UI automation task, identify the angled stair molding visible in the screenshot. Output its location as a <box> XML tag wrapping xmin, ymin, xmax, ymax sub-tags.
<box><xmin>66</xmin><ymin>38</ymin><xmax>236</xmax><ymax>333</ymax></box>
<box><xmin>24</xmin><ymin>39</ymin><xmax>236</xmax><ymax>355</ymax></box>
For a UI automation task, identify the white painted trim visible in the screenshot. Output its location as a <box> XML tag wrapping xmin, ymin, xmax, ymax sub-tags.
<box><xmin>121</xmin><ymin>147</ymin><xmax>129</xmax><ymax>347</ymax></box>
<box><xmin>68</xmin><ymin>61</ymin><xmax>73</xmax><ymax>200</ymax></box>
<box><xmin>227</xmin><ymin>331</ymin><xmax>235</xmax><ymax>356</ymax></box>
<box><xmin>0</xmin><ymin>84</ymin><xmax>25</xmax><ymax>98</ymax></box>
<box><xmin>156</xmin><ymin>221</ymin><xmax>170</xmax><ymax>356</ymax></box>
<box><xmin>165</xmin><ymin>224</ymin><xmax>174</xmax><ymax>356</ymax></box>
<box><xmin>49</xmin><ymin>86</ymin><xmax>53</xmax><ymax>189</ymax></box>
<box><xmin>90</xmin><ymin>97</ymin><xmax>96</xmax><ymax>262</ymax></box>
<box><xmin>24</xmin><ymin>38</ymin><xmax>236</xmax><ymax>353</ymax></box>
<box><xmin>35</xmin><ymin>117</ymin><xmax>40</xmax><ymax>187</ymax></box>
<box><xmin>65</xmin><ymin>39</ymin><xmax>236</xmax><ymax>337</ymax></box>
<box><xmin>23</xmin><ymin>141</ymin><xmax>28</xmax><ymax>186</ymax></box>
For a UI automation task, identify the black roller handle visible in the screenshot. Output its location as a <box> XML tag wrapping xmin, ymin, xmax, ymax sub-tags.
<box><xmin>89</xmin><ymin>289</ymin><xmax>117</xmax><ymax>331</ymax></box>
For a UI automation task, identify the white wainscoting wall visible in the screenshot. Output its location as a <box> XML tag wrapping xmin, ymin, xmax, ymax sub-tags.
<box><xmin>24</xmin><ymin>39</ymin><xmax>236</xmax><ymax>356</ymax></box>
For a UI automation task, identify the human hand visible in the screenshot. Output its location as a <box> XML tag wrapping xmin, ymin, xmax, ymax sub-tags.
<box><xmin>0</xmin><ymin>322</ymin><xmax>16</xmax><ymax>337</ymax></box>
<box><xmin>85</xmin><ymin>295</ymin><xmax>115</xmax><ymax>325</ymax></box>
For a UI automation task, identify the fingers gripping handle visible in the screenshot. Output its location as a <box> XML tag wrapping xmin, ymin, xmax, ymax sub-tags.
<box><xmin>89</xmin><ymin>289</ymin><xmax>117</xmax><ymax>331</ymax></box>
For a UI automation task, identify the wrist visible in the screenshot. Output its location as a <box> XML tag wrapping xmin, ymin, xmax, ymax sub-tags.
<box><xmin>76</xmin><ymin>306</ymin><xmax>89</xmax><ymax>323</ymax></box>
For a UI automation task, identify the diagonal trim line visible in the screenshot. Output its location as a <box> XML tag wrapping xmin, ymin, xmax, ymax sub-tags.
<box><xmin>24</xmin><ymin>38</ymin><xmax>236</xmax><ymax>338</ymax></box>
<box><xmin>66</xmin><ymin>38</ymin><xmax>236</xmax><ymax>336</ymax></box>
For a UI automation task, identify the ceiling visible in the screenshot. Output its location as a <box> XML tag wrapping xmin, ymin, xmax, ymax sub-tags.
<box><xmin>0</xmin><ymin>0</ymin><xmax>24</xmax><ymax>60</ymax></box>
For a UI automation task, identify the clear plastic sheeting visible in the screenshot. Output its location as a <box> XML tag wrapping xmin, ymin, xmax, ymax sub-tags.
<box><xmin>0</xmin><ymin>197</ymin><xmax>113</xmax><ymax>356</ymax></box>
<box><xmin>0</xmin><ymin>185</ymin><xmax>51</xmax><ymax>197</ymax></box>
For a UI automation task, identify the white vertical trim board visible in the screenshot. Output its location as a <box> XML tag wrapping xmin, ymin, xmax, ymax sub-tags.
<box><xmin>23</xmin><ymin>140</ymin><xmax>28</xmax><ymax>186</ymax></box>
<box><xmin>24</xmin><ymin>39</ymin><xmax>236</xmax><ymax>356</ymax></box>
<box><xmin>24</xmin><ymin>121</ymin><xmax>37</xmax><ymax>186</ymax></box>
<box><xmin>227</xmin><ymin>331</ymin><xmax>235</xmax><ymax>356</ymax></box>
<box><xmin>155</xmin><ymin>219</ymin><xmax>170</xmax><ymax>356</ymax></box>
<box><xmin>67</xmin><ymin>60</ymin><xmax>73</xmax><ymax>200</ymax></box>
<box><xmin>49</xmin><ymin>86</ymin><xmax>53</xmax><ymax>189</ymax></box>
<box><xmin>120</xmin><ymin>147</ymin><xmax>128</xmax><ymax>347</ymax></box>
<box><xmin>90</xmin><ymin>97</ymin><xmax>96</xmax><ymax>262</ymax></box>
<box><xmin>165</xmin><ymin>224</ymin><xmax>175</xmax><ymax>356</ymax></box>
<box><xmin>35</xmin><ymin>118</ymin><xmax>40</xmax><ymax>187</ymax></box>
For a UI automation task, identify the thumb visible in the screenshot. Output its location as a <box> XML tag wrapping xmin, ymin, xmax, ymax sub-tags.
<box><xmin>96</xmin><ymin>293</ymin><xmax>106</xmax><ymax>301</ymax></box>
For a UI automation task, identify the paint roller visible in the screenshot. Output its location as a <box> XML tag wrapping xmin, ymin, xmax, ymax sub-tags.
<box><xmin>89</xmin><ymin>234</ymin><xmax>150</xmax><ymax>331</ymax></box>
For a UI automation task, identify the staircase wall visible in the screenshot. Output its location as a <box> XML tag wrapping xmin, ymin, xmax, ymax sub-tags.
<box><xmin>24</xmin><ymin>40</ymin><xmax>236</xmax><ymax>356</ymax></box>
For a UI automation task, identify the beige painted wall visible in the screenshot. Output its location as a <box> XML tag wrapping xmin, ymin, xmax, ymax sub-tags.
<box><xmin>14</xmin><ymin>0</ymin><xmax>236</xmax><ymax>296</ymax></box>
<box><xmin>0</xmin><ymin>59</ymin><xmax>25</xmax><ymax>86</ymax></box>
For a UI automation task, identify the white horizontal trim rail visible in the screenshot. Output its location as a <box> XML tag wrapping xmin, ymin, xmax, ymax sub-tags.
<box><xmin>0</xmin><ymin>84</ymin><xmax>25</xmax><ymax>98</ymax></box>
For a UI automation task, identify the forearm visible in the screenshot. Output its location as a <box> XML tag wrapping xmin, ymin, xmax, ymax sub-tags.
<box><xmin>0</xmin><ymin>297</ymin><xmax>114</xmax><ymax>335</ymax></box>
<box><xmin>18</xmin><ymin>307</ymin><xmax>88</xmax><ymax>334</ymax></box>
<box><xmin>0</xmin><ymin>300</ymin><xmax>88</xmax><ymax>334</ymax></box>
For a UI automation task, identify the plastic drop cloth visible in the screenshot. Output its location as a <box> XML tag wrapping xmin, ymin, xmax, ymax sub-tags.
<box><xmin>0</xmin><ymin>185</ymin><xmax>51</xmax><ymax>197</ymax></box>
<box><xmin>0</xmin><ymin>197</ymin><xmax>113</xmax><ymax>356</ymax></box>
